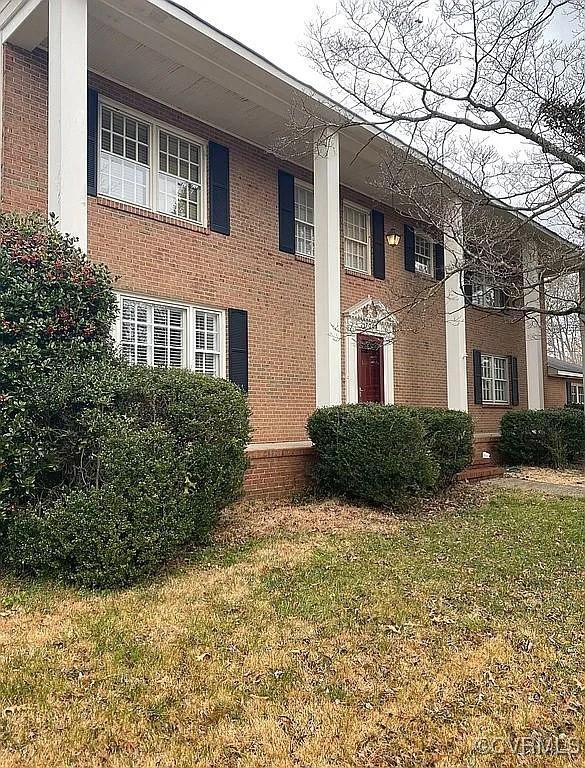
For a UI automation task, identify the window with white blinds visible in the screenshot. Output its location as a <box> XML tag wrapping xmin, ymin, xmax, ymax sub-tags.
<box><xmin>117</xmin><ymin>295</ymin><xmax>223</xmax><ymax>376</ymax></box>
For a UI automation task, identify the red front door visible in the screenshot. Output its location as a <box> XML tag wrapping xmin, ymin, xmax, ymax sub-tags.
<box><xmin>357</xmin><ymin>334</ymin><xmax>384</xmax><ymax>403</ymax></box>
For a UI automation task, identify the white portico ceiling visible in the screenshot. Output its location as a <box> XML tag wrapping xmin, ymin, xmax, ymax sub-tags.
<box><xmin>1</xmin><ymin>0</ymin><xmax>396</xmax><ymax>202</ymax></box>
<box><xmin>0</xmin><ymin>0</ymin><xmax>575</xmax><ymax>247</ymax></box>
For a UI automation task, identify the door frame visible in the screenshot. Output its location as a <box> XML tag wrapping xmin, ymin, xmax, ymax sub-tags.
<box><xmin>345</xmin><ymin>298</ymin><xmax>396</xmax><ymax>405</ymax></box>
<box><xmin>357</xmin><ymin>333</ymin><xmax>385</xmax><ymax>403</ymax></box>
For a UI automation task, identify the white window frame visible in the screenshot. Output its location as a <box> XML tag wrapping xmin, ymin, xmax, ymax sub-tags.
<box><xmin>481</xmin><ymin>354</ymin><xmax>510</xmax><ymax>405</ymax></box>
<box><xmin>414</xmin><ymin>231</ymin><xmax>434</xmax><ymax>276</ymax></box>
<box><xmin>294</xmin><ymin>180</ymin><xmax>315</xmax><ymax>258</ymax></box>
<box><xmin>570</xmin><ymin>382</ymin><xmax>585</xmax><ymax>405</ymax></box>
<box><xmin>114</xmin><ymin>292</ymin><xmax>226</xmax><ymax>378</ymax></box>
<box><xmin>470</xmin><ymin>274</ymin><xmax>505</xmax><ymax>309</ymax></box>
<box><xmin>343</xmin><ymin>202</ymin><xmax>371</xmax><ymax>274</ymax></box>
<box><xmin>98</xmin><ymin>97</ymin><xmax>208</xmax><ymax>227</ymax></box>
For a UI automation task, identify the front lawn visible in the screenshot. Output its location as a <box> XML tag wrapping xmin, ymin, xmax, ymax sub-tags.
<box><xmin>1</xmin><ymin>490</ymin><xmax>584</xmax><ymax>766</ymax></box>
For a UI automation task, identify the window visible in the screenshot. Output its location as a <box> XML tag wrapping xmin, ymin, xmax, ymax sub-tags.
<box><xmin>117</xmin><ymin>295</ymin><xmax>223</xmax><ymax>376</ymax></box>
<box><xmin>158</xmin><ymin>130</ymin><xmax>202</xmax><ymax>222</ymax></box>
<box><xmin>481</xmin><ymin>354</ymin><xmax>509</xmax><ymax>404</ymax></box>
<box><xmin>570</xmin><ymin>382</ymin><xmax>585</xmax><ymax>405</ymax></box>
<box><xmin>98</xmin><ymin>101</ymin><xmax>206</xmax><ymax>224</ymax></box>
<box><xmin>470</xmin><ymin>275</ymin><xmax>505</xmax><ymax>308</ymax></box>
<box><xmin>193</xmin><ymin>309</ymin><xmax>221</xmax><ymax>376</ymax></box>
<box><xmin>414</xmin><ymin>233</ymin><xmax>434</xmax><ymax>275</ymax></box>
<box><xmin>120</xmin><ymin>297</ymin><xmax>185</xmax><ymax>368</ymax></box>
<box><xmin>344</xmin><ymin>204</ymin><xmax>370</xmax><ymax>273</ymax></box>
<box><xmin>294</xmin><ymin>183</ymin><xmax>314</xmax><ymax>257</ymax></box>
<box><xmin>100</xmin><ymin>106</ymin><xmax>150</xmax><ymax>207</ymax></box>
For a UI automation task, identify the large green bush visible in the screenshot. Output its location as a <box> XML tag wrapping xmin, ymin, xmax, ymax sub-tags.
<box><xmin>407</xmin><ymin>407</ymin><xmax>474</xmax><ymax>486</ymax></box>
<box><xmin>307</xmin><ymin>404</ymin><xmax>440</xmax><ymax>506</ymax></box>
<box><xmin>0</xmin><ymin>213</ymin><xmax>116</xmax><ymax>507</ymax></box>
<box><xmin>4</xmin><ymin>363</ymin><xmax>250</xmax><ymax>587</ymax></box>
<box><xmin>500</xmin><ymin>409</ymin><xmax>585</xmax><ymax>468</ymax></box>
<box><xmin>1</xmin><ymin>215</ymin><xmax>250</xmax><ymax>587</ymax></box>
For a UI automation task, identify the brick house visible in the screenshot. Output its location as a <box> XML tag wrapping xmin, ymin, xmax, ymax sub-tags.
<box><xmin>0</xmin><ymin>0</ymin><xmax>577</xmax><ymax>496</ymax></box>
<box><xmin>545</xmin><ymin>357</ymin><xmax>584</xmax><ymax>408</ymax></box>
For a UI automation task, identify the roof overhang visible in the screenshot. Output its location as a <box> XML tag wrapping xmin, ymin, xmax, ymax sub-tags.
<box><xmin>0</xmin><ymin>0</ymin><xmax>579</xmax><ymax>252</ymax></box>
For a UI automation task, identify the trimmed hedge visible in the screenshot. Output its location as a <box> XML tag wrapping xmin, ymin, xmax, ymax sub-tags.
<box><xmin>308</xmin><ymin>405</ymin><xmax>431</xmax><ymax>506</ymax></box>
<box><xmin>406</xmin><ymin>407</ymin><xmax>474</xmax><ymax>486</ymax></box>
<box><xmin>5</xmin><ymin>365</ymin><xmax>250</xmax><ymax>587</ymax></box>
<box><xmin>307</xmin><ymin>404</ymin><xmax>473</xmax><ymax>506</ymax></box>
<box><xmin>500</xmin><ymin>409</ymin><xmax>585</xmax><ymax>468</ymax></box>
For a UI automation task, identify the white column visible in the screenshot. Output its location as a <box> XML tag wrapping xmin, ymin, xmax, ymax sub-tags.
<box><xmin>444</xmin><ymin>204</ymin><xmax>468</xmax><ymax>411</ymax></box>
<box><xmin>522</xmin><ymin>241</ymin><xmax>545</xmax><ymax>409</ymax></box>
<box><xmin>313</xmin><ymin>127</ymin><xmax>342</xmax><ymax>407</ymax></box>
<box><xmin>579</xmin><ymin>269</ymin><xmax>585</xmax><ymax>389</ymax></box>
<box><xmin>48</xmin><ymin>0</ymin><xmax>88</xmax><ymax>251</ymax></box>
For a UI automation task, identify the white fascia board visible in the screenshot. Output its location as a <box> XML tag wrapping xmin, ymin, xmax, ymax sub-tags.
<box><xmin>145</xmin><ymin>2</ymin><xmax>574</xmax><ymax>251</ymax></box>
<box><xmin>0</xmin><ymin>0</ymin><xmax>44</xmax><ymax>40</ymax></box>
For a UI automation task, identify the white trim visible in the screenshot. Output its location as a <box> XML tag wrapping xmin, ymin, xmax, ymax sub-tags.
<box><xmin>555</xmin><ymin>369</ymin><xmax>584</xmax><ymax>378</ymax></box>
<box><xmin>344</xmin><ymin>298</ymin><xmax>396</xmax><ymax>405</ymax></box>
<box><xmin>293</xmin><ymin>179</ymin><xmax>315</xmax><ymax>259</ymax></box>
<box><xmin>480</xmin><ymin>353</ymin><xmax>510</xmax><ymax>405</ymax></box>
<box><xmin>313</xmin><ymin>127</ymin><xmax>342</xmax><ymax>407</ymax></box>
<box><xmin>98</xmin><ymin>95</ymin><xmax>208</xmax><ymax>227</ymax></box>
<box><xmin>114</xmin><ymin>291</ymin><xmax>226</xmax><ymax>378</ymax></box>
<box><xmin>444</xmin><ymin>206</ymin><xmax>468</xmax><ymax>411</ymax></box>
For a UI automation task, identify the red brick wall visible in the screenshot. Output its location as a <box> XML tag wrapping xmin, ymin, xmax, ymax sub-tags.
<box><xmin>466</xmin><ymin>308</ymin><xmax>528</xmax><ymax>433</ymax></box>
<box><xmin>2</xmin><ymin>43</ymin><xmax>528</xmax><ymax>444</ymax></box>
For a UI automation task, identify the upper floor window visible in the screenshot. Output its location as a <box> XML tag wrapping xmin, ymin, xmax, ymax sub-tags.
<box><xmin>98</xmin><ymin>101</ymin><xmax>206</xmax><ymax>225</ymax></box>
<box><xmin>344</xmin><ymin>204</ymin><xmax>370</xmax><ymax>273</ymax></box>
<box><xmin>570</xmin><ymin>382</ymin><xmax>584</xmax><ymax>405</ymax></box>
<box><xmin>414</xmin><ymin>233</ymin><xmax>434</xmax><ymax>275</ymax></box>
<box><xmin>470</xmin><ymin>274</ymin><xmax>505</xmax><ymax>308</ymax></box>
<box><xmin>294</xmin><ymin>183</ymin><xmax>314</xmax><ymax>258</ymax></box>
<box><xmin>100</xmin><ymin>106</ymin><xmax>150</xmax><ymax>207</ymax></box>
<box><xmin>481</xmin><ymin>354</ymin><xmax>509</xmax><ymax>404</ymax></box>
<box><xmin>116</xmin><ymin>294</ymin><xmax>223</xmax><ymax>376</ymax></box>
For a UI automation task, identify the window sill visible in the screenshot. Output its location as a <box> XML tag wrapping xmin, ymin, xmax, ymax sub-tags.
<box><xmin>295</xmin><ymin>253</ymin><xmax>315</xmax><ymax>266</ymax></box>
<box><xmin>95</xmin><ymin>196</ymin><xmax>210</xmax><ymax>235</ymax></box>
<box><xmin>480</xmin><ymin>402</ymin><xmax>513</xmax><ymax>409</ymax></box>
<box><xmin>345</xmin><ymin>268</ymin><xmax>374</xmax><ymax>281</ymax></box>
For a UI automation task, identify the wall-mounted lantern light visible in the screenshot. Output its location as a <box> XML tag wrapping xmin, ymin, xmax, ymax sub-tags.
<box><xmin>385</xmin><ymin>229</ymin><xmax>401</xmax><ymax>247</ymax></box>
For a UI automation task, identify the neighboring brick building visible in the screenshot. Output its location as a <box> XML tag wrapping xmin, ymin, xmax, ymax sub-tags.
<box><xmin>545</xmin><ymin>357</ymin><xmax>584</xmax><ymax>409</ymax></box>
<box><xmin>0</xmin><ymin>0</ymin><xmax>568</xmax><ymax>495</ymax></box>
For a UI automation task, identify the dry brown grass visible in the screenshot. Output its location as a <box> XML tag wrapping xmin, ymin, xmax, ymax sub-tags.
<box><xmin>507</xmin><ymin>466</ymin><xmax>585</xmax><ymax>487</ymax></box>
<box><xmin>0</xmin><ymin>489</ymin><xmax>583</xmax><ymax>767</ymax></box>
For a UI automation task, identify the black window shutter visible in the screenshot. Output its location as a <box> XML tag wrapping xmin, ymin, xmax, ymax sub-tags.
<box><xmin>228</xmin><ymin>308</ymin><xmax>248</xmax><ymax>393</ymax></box>
<box><xmin>87</xmin><ymin>88</ymin><xmax>98</xmax><ymax>197</ymax></box>
<box><xmin>473</xmin><ymin>349</ymin><xmax>483</xmax><ymax>405</ymax></box>
<box><xmin>278</xmin><ymin>170</ymin><xmax>295</xmax><ymax>254</ymax></box>
<box><xmin>463</xmin><ymin>272</ymin><xmax>473</xmax><ymax>304</ymax></box>
<box><xmin>498</xmin><ymin>288</ymin><xmax>510</xmax><ymax>309</ymax></box>
<box><xmin>371</xmin><ymin>209</ymin><xmax>385</xmax><ymax>279</ymax></box>
<box><xmin>209</xmin><ymin>141</ymin><xmax>230</xmax><ymax>235</ymax></box>
<box><xmin>404</xmin><ymin>224</ymin><xmax>415</xmax><ymax>273</ymax></box>
<box><xmin>509</xmin><ymin>356</ymin><xmax>519</xmax><ymax>406</ymax></box>
<box><xmin>434</xmin><ymin>241</ymin><xmax>445</xmax><ymax>281</ymax></box>
<box><xmin>566</xmin><ymin>379</ymin><xmax>572</xmax><ymax>405</ymax></box>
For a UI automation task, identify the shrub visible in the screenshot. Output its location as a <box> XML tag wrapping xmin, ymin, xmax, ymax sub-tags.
<box><xmin>6</xmin><ymin>419</ymin><xmax>192</xmax><ymax>588</ymax></box>
<box><xmin>307</xmin><ymin>404</ymin><xmax>439</xmax><ymax>506</ymax></box>
<box><xmin>0</xmin><ymin>213</ymin><xmax>116</xmax><ymax>507</ymax></box>
<box><xmin>500</xmin><ymin>409</ymin><xmax>585</xmax><ymax>468</ymax></box>
<box><xmin>406</xmin><ymin>407</ymin><xmax>474</xmax><ymax>485</ymax></box>
<box><xmin>5</xmin><ymin>366</ymin><xmax>250</xmax><ymax>587</ymax></box>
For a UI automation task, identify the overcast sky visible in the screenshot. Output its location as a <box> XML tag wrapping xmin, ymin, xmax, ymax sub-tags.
<box><xmin>177</xmin><ymin>0</ymin><xmax>333</xmax><ymax>90</ymax></box>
